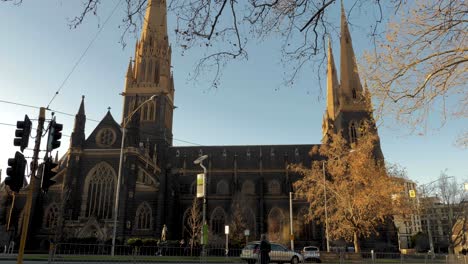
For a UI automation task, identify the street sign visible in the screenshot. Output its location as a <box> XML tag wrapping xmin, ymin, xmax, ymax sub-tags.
<box><xmin>409</xmin><ymin>190</ymin><xmax>416</xmax><ymax>198</ymax></box>
<box><xmin>201</xmin><ymin>224</ymin><xmax>209</xmax><ymax>245</ymax></box>
<box><xmin>196</xmin><ymin>173</ymin><xmax>205</xmax><ymax>198</ymax></box>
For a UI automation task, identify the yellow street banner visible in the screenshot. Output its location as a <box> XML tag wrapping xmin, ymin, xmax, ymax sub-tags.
<box><xmin>197</xmin><ymin>173</ymin><xmax>205</xmax><ymax>198</ymax></box>
<box><xmin>409</xmin><ymin>190</ymin><xmax>416</xmax><ymax>198</ymax></box>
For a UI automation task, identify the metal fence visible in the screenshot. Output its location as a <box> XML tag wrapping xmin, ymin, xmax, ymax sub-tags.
<box><xmin>48</xmin><ymin>243</ymin><xmax>468</xmax><ymax>264</ymax></box>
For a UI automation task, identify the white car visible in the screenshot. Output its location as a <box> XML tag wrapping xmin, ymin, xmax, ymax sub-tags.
<box><xmin>301</xmin><ymin>246</ymin><xmax>321</xmax><ymax>263</ymax></box>
<box><xmin>240</xmin><ymin>241</ymin><xmax>304</xmax><ymax>264</ymax></box>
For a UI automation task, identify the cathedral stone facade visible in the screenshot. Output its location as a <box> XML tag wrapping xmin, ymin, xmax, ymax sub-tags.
<box><xmin>0</xmin><ymin>0</ymin><xmax>395</xmax><ymax>251</ymax></box>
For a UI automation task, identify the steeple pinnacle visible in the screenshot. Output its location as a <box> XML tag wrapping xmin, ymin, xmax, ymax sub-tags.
<box><xmin>141</xmin><ymin>0</ymin><xmax>168</xmax><ymax>42</ymax></box>
<box><xmin>326</xmin><ymin>37</ymin><xmax>339</xmax><ymax>120</ymax></box>
<box><xmin>126</xmin><ymin>57</ymin><xmax>133</xmax><ymax>78</ymax></box>
<box><xmin>71</xmin><ymin>96</ymin><xmax>86</xmax><ymax>147</ymax></box>
<box><xmin>77</xmin><ymin>95</ymin><xmax>85</xmax><ymax>117</ymax></box>
<box><xmin>340</xmin><ymin>1</ymin><xmax>363</xmax><ymax>105</ymax></box>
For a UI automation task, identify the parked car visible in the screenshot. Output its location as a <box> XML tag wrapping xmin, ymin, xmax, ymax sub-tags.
<box><xmin>240</xmin><ymin>241</ymin><xmax>304</xmax><ymax>264</ymax></box>
<box><xmin>301</xmin><ymin>246</ymin><xmax>321</xmax><ymax>263</ymax></box>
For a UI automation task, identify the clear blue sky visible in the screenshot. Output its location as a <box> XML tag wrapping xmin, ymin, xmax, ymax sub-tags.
<box><xmin>0</xmin><ymin>1</ymin><xmax>466</xmax><ymax>187</ymax></box>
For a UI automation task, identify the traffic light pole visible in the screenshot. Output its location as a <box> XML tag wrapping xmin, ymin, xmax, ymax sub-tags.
<box><xmin>17</xmin><ymin>107</ymin><xmax>45</xmax><ymax>264</ymax></box>
<box><xmin>6</xmin><ymin>194</ymin><xmax>15</xmax><ymax>231</ymax></box>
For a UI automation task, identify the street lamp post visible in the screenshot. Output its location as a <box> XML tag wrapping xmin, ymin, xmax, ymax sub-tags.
<box><xmin>111</xmin><ymin>94</ymin><xmax>157</xmax><ymax>256</ymax></box>
<box><xmin>225</xmin><ymin>225</ymin><xmax>229</xmax><ymax>256</ymax></box>
<box><xmin>289</xmin><ymin>191</ymin><xmax>294</xmax><ymax>251</ymax></box>
<box><xmin>194</xmin><ymin>155</ymin><xmax>208</xmax><ymax>256</ymax></box>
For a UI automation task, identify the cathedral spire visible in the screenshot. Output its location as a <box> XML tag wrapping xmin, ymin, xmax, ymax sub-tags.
<box><xmin>128</xmin><ymin>0</ymin><xmax>172</xmax><ymax>99</ymax></box>
<box><xmin>70</xmin><ymin>96</ymin><xmax>86</xmax><ymax>147</ymax></box>
<box><xmin>339</xmin><ymin>1</ymin><xmax>363</xmax><ymax>105</ymax></box>
<box><xmin>126</xmin><ymin>57</ymin><xmax>133</xmax><ymax>78</ymax></box>
<box><xmin>141</xmin><ymin>0</ymin><xmax>168</xmax><ymax>42</ymax></box>
<box><xmin>326</xmin><ymin>37</ymin><xmax>339</xmax><ymax>120</ymax></box>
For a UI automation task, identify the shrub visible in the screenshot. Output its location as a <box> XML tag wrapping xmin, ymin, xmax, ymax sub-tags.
<box><xmin>142</xmin><ymin>238</ymin><xmax>159</xmax><ymax>246</ymax></box>
<box><xmin>127</xmin><ymin>238</ymin><xmax>143</xmax><ymax>247</ymax></box>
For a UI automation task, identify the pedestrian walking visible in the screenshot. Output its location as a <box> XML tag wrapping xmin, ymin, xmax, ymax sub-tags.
<box><xmin>259</xmin><ymin>234</ymin><xmax>271</xmax><ymax>264</ymax></box>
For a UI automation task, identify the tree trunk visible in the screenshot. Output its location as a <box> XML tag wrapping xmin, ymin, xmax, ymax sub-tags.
<box><xmin>353</xmin><ymin>232</ymin><xmax>360</xmax><ymax>253</ymax></box>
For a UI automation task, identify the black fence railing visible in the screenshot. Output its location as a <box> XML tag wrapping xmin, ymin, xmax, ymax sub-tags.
<box><xmin>48</xmin><ymin>243</ymin><xmax>468</xmax><ymax>264</ymax></box>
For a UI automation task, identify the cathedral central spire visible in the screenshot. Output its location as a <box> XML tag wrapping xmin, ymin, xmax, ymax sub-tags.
<box><xmin>141</xmin><ymin>0</ymin><xmax>168</xmax><ymax>42</ymax></box>
<box><xmin>124</xmin><ymin>0</ymin><xmax>174</xmax><ymax>101</ymax></box>
<box><xmin>339</xmin><ymin>0</ymin><xmax>363</xmax><ymax>105</ymax></box>
<box><xmin>122</xmin><ymin>0</ymin><xmax>175</xmax><ymax>148</ymax></box>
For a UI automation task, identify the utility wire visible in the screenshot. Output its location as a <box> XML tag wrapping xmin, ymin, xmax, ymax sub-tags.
<box><xmin>0</xmin><ymin>122</ymin><xmax>201</xmax><ymax>144</ymax></box>
<box><xmin>0</xmin><ymin>99</ymin><xmax>41</xmax><ymax>110</ymax></box>
<box><xmin>0</xmin><ymin>99</ymin><xmax>99</xmax><ymax>122</ymax></box>
<box><xmin>0</xmin><ymin>122</ymin><xmax>16</xmax><ymax>127</ymax></box>
<box><xmin>46</xmin><ymin>0</ymin><xmax>123</xmax><ymax>109</ymax></box>
<box><xmin>0</xmin><ymin>122</ymin><xmax>70</xmax><ymax>137</ymax></box>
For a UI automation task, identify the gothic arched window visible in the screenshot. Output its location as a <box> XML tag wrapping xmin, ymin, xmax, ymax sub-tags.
<box><xmin>135</xmin><ymin>202</ymin><xmax>152</xmax><ymax>230</ymax></box>
<box><xmin>216</xmin><ymin>180</ymin><xmax>229</xmax><ymax>195</ymax></box>
<box><xmin>85</xmin><ymin>162</ymin><xmax>116</xmax><ymax>220</ymax></box>
<box><xmin>244</xmin><ymin>208</ymin><xmax>256</xmax><ymax>237</ymax></box>
<box><xmin>241</xmin><ymin>180</ymin><xmax>255</xmax><ymax>195</ymax></box>
<box><xmin>210</xmin><ymin>207</ymin><xmax>226</xmax><ymax>235</ymax></box>
<box><xmin>268</xmin><ymin>207</ymin><xmax>285</xmax><ymax>242</ymax></box>
<box><xmin>268</xmin><ymin>180</ymin><xmax>281</xmax><ymax>195</ymax></box>
<box><xmin>44</xmin><ymin>203</ymin><xmax>59</xmax><ymax>229</ymax></box>
<box><xmin>349</xmin><ymin>122</ymin><xmax>358</xmax><ymax>144</ymax></box>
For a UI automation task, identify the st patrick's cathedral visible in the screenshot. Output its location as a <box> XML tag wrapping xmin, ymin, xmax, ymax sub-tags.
<box><xmin>0</xmin><ymin>0</ymin><xmax>395</xmax><ymax>251</ymax></box>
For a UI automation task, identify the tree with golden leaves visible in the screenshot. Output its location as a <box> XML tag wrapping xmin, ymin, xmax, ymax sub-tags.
<box><xmin>292</xmin><ymin>130</ymin><xmax>409</xmax><ymax>252</ymax></box>
<box><xmin>362</xmin><ymin>0</ymin><xmax>467</xmax><ymax>146</ymax></box>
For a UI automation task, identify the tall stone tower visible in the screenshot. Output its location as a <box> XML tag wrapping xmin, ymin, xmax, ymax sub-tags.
<box><xmin>323</xmin><ymin>2</ymin><xmax>381</xmax><ymax>159</ymax></box>
<box><xmin>122</xmin><ymin>0</ymin><xmax>175</xmax><ymax>156</ymax></box>
<box><xmin>120</xmin><ymin>0</ymin><xmax>175</xmax><ymax>237</ymax></box>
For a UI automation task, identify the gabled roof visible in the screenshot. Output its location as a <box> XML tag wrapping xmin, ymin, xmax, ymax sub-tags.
<box><xmin>84</xmin><ymin>110</ymin><xmax>122</xmax><ymax>149</ymax></box>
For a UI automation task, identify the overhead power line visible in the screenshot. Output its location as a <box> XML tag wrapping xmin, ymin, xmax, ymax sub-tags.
<box><xmin>0</xmin><ymin>99</ymin><xmax>41</xmax><ymax>110</ymax></box>
<box><xmin>0</xmin><ymin>99</ymin><xmax>100</xmax><ymax>122</ymax></box>
<box><xmin>46</xmin><ymin>0</ymin><xmax>123</xmax><ymax>109</ymax></box>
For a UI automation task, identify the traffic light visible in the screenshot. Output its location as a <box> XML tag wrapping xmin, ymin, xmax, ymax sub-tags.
<box><xmin>4</xmin><ymin>151</ymin><xmax>27</xmax><ymax>193</ymax></box>
<box><xmin>41</xmin><ymin>158</ymin><xmax>57</xmax><ymax>193</ymax></box>
<box><xmin>13</xmin><ymin>115</ymin><xmax>32</xmax><ymax>152</ymax></box>
<box><xmin>47</xmin><ymin>118</ymin><xmax>63</xmax><ymax>152</ymax></box>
